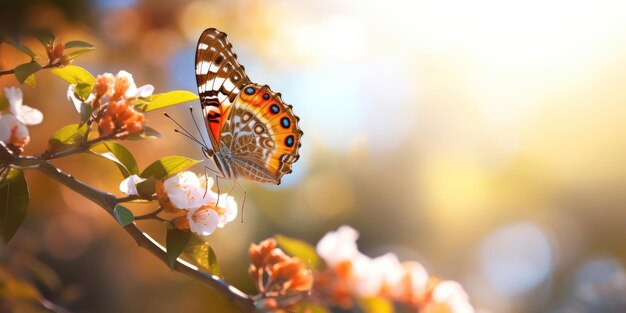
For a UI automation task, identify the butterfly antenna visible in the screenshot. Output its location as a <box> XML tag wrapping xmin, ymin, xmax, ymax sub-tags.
<box><xmin>173</xmin><ymin>129</ymin><xmax>206</xmax><ymax>147</ymax></box>
<box><xmin>163</xmin><ymin>112</ymin><xmax>208</xmax><ymax>150</ymax></box>
<box><xmin>188</xmin><ymin>106</ymin><xmax>209</xmax><ymax>148</ymax></box>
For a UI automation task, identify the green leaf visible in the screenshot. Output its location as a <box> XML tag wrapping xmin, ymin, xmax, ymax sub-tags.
<box><xmin>48</xmin><ymin>123</ymin><xmax>89</xmax><ymax>151</ymax></box>
<box><xmin>51</xmin><ymin>65</ymin><xmax>95</xmax><ymax>85</ymax></box>
<box><xmin>166</xmin><ymin>228</ymin><xmax>191</xmax><ymax>269</ymax></box>
<box><xmin>0</xmin><ymin>169</ymin><xmax>29</xmax><ymax>243</ymax></box>
<box><xmin>275</xmin><ymin>234</ymin><xmax>323</xmax><ymax>270</ymax></box>
<box><xmin>126</xmin><ymin>126</ymin><xmax>162</xmax><ymax>140</ymax></box>
<box><xmin>75</xmin><ymin>83</ymin><xmax>93</xmax><ymax>102</ymax></box>
<box><xmin>79</xmin><ymin>102</ymin><xmax>93</xmax><ymax>123</ymax></box>
<box><xmin>208</xmin><ymin>246</ymin><xmax>220</xmax><ymax>276</ymax></box>
<box><xmin>359</xmin><ymin>297</ymin><xmax>394</xmax><ymax>313</ymax></box>
<box><xmin>64</xmin><ymin>48</ymin><xmax>95</xmax><ymax>60</ymax></box>
<box><xmin>184</xmin><ymin>234</ymin><xmax>222</xmax><ymax>277</ymax></box>
<box><xmin>51</xmin><ymin>65</ymin><xmax>95</xmax><ymax>99</ymax></box>
<box><xmin>32</xmin><ymin>29</ymin><xmax>55</xmax><ymax>47</ymax></box>
<box><xmin>14</xmin><ymin>61</ymin><xmax>41</xmax><ymax>84</ymax></box>
<box><xmin>135</xmin><ymin>176</ymin><xmax>156</xmax><ymax>197</ymax></box>
<box><xmin>6</xmin><ymin>41</ymin><xmax>36</xmax><ymax>58</ymax></box>
<box><xmin>114</xmin><ymin>205</ymin><xmax>134</xmax><ymax>226</ymax></box>
<box><xmin>90</xmin><ymin>142</ymin><xmax>139</xmax><ymax>177</ymax></box>
<box><xmin>139</xmin><ymin>91</ymin><xmax>199</xmax><ymax>112</ymax></box>
<box><xmin>24</xmin><ymin>74</ymin><xmax>36</xmax><ymax>88</ymax></box>
<box><xmin>0</xmin><ymin>168</ymin><xmax>23</xmax><ymax>188</ymax></box>
<box><xmin>139</xmin><ymin>156</ymin><xmax>201</xmax><ymax>179</ymax></box>
<box><xmin>64</xmin><ymin>40</ymin><xmax>95</xmax><ymax>49</ymax></box>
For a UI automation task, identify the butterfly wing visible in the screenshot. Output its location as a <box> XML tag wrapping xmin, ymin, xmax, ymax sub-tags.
<box><xmin>195</xmin><ymin>28</ymin><xmax>251</xmax><ymax>148</ymax></box>
<box><xmin>220</xmin><ymin>84</ymin><xmax>302</xmax><ymax>184</ymax></box>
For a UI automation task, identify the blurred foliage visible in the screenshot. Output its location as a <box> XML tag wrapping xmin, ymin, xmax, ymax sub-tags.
<box><xmin>1</xmin><ymin>0</ymin><xmax>626</xmax><ymax>312</ymax></box>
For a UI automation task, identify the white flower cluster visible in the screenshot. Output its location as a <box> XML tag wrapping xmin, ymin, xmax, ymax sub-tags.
<box><xmin>120</xmin><ymin>172</ymin><xmax>237</xmax><ymax>236</ymax></box>
<box><xmin>0</xmin><ymin>87</ymin><xmax>43</xmax><ymax>149</ymax></box>
<box><xmin>316</xmin><ymin>225</ymin><xmax>475</xmax><ymax>312</ymax></box>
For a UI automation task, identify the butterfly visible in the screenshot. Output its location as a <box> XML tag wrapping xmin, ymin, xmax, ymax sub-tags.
<box><xmin>194</xmin><ymin>28</ymin><xmax>302</xmax><ymax>185</ymax></box>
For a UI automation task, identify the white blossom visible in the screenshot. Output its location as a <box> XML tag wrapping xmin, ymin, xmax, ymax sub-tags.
<box><xmin>353</xmin><ymin>252</ymin><xmax>402</xmax><ymax>297</ymax></box>
<box><xmin>4</xmin><ymin>87</ymin><xmax>42</xmax><ymax>125</ymax></box>
<box><xmin>216</xmin><ymin>193</ymin><xmax>238</xmax><ymax>228</ymax></box>
<box><xmin>162</xmin><ymin>171</ymin><xmax>217</xmax><ymax>210</ymax></box>
<box><xmin>0</xmin><ymin>114</ymin><xmax>28</xmax><ymax>146</ymax></box>
<box><xmin>187</xmin><ymin>206</ymin><xmax>220</xmax><ymax>236</ymax></box>
<box><xmin>119</xmin><ymin>174</ymin><xmax>146</xmax><ymax>196</ymax></box>
<box><xmin>115</xmin><ymin>70</ymin><xmax>154</xmax><ymax>98</ymax></box>
<box><xmin>159</xmin><ymin>171</ymin><xmax>238</xmax><ymax>236</ymax></box>
<box><xmin>316</xmin><ymin>225</ymin><xmax>361</xmax><ymax>267</ymax></box>
<box><xmin>432</xmin><ymin>280</ymin><xmax>475</xmax><ymax>313</ymax></box>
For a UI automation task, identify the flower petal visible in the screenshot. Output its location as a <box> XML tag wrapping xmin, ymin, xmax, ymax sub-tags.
<box><xmin>15</xmin><ymin>104</ymin><xmax>43</xmax><ymax>126</ymax></box>
<box><xmin>116</xmin><ymin>70</ymin><xmax>138</xmax><ymax>98</ymax></box>
<box><xmin>4</xmin><ymin>87</ymin><xmax>23</xmax><ymax>116</ymax></box>
<box><xmin>316</xmin><ymin>225</ymin><xmax>361</xmax><ymax>267</ymax></box>
<box><xmin>67</xmin><ymin>85</ymin><xmax>83</xmax><ymax>113</ymax></box>
<box><xmin>163</xmin><ymin>171</ymin><xmax>209</xmax><ymax>210</ymax></box>
<box><xmin>119</xmin><ymin>174</ymin><xmax>146</xmax><ymax>195</ymax></box>
<box><xmin>0</xmin><ymin>114</ymin><xmax>18</xmax><ymax>143</ymax></box>
<box><xmin>188</xmin><ymin>207</ymin><xmax>219</xmax><ymax>236</ymax></box>
<box><xmin>216</xmin><ymin>193</ymin><xmax>238</xmax><ymax>227</ymax></box>
<box><xmin>135</xmin><ymin>84</ymin><xmax>154</xmax><ymax>98</ymax></box>
<box><xmin>3</xmin><ymin>87</ymin><xmax>42</xmax><ymax>126</ymax></box>
<box><xmin>430</xmin><ymin>280</ymin><xmax>474</xmax><ymax>313</ymax></box>
<box><xmin>353</xmin><ymin>253</ymin><xmax>401</xmax><ymax>297</ymax></box>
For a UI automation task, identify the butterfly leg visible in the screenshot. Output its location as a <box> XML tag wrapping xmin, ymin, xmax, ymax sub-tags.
<box><xmin>234</xmin><ymin>179</ymin><xmax>247</xmax><ymax>223</ymax></box>
<box><xmin>203</xmin><ymin>165</ymin><xmax>223</xmax><ymax>201</ymax></box>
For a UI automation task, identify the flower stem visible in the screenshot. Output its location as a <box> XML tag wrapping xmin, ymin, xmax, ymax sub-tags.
<box><xmin>134</xmin><ymin>206</ymin><xmax>165</xmax><ymax>221</ymax></box>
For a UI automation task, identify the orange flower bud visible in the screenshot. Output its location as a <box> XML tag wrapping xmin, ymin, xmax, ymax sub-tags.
<box><xmin>112</xmin><ymin>75</ymin><xmax>130</xmax><ymax>100</ymax></box>
<box><xmin>94</xmin><ymin>74</ymin><xmax>114</xmax><ymax>99</ymax></box>
<box><xmin>124</xmin><ymin>111</ymin><xmax>145</xmax><ymax>134</ymax></box>
<box><xmin>50</xmin><ymin>39</ymin><xmax>65</xmax><ymax>62</ymax></box>
<box><xmin>97</xmin><ymin>99</ymin><xmax>145</xmax><ymax>137</ymax></box>
<box><xmin>249</xmin><ymin>238</ymin><xmax>313</xmax><ymax>299</ymax></box>
<box><xmin>97</xmin><ymin>114</ymin><xmax>115</xmax><ymax>136</ymax></box>
<box><xmin>250</xmin><ymin>238</ymin><xmax>278</xmax><ymax>269</ymax></box>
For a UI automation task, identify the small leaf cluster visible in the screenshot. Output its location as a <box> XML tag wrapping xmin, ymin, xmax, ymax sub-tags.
<box><xmin>0</xmin><ymin>31</ymin><xmax>199</xmax><ymax>244</ymax></box>
<box><xmin>3</xmin><ymin>30</ymin><xmax>95</xmax><ymax>86</ymax></box>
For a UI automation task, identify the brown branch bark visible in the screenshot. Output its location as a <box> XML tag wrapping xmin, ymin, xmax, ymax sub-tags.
<box><xmin>0</xmin><ymin>143</ymin><xmax>257</xmax><ymax>313</ymax></box>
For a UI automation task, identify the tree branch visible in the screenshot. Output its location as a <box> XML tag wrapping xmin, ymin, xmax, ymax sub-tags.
<box><xmin>0</xmin><ymin>142</ymin><xmax>256</xmax><ymax>312</ymax></box>
<box><xmin>0</xmin><ymin>60</ymin><xmax>65</xmax><ymax>77</ymax></box>
<box><xmin>43</xmin><ymin>130</ymin><xmax>123</xmax><ymax>160</ymax></box>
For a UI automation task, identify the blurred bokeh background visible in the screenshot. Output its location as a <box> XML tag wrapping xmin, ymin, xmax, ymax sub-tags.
<box><xmin>2</xmin><ymin>0</ymin><xmax>626</xmax><ymax>312</ymax></box>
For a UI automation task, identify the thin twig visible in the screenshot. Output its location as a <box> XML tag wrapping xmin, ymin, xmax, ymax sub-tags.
<box><xmin>116</xmin><ymin>194</ymin><xmax>156</xmax><ymax>203</ymax></box>
<box><xmin>44</xmin><ymin>131</ymin><xmax>122</xmax><ymax>160</ymax></box>
<box><xmin>0</xmin><ymin>60</ymin><xmax>65</xmax><ymax>76</ymax></box>
<box><xmin>0</xmin><ymin>142</ymin><xmax>257</xmax><ymax>312</ymax></box>
<box><xmin>134</xmin><ymin>206</ymin><xmax>165</xmax><ymax>221</ymax></box>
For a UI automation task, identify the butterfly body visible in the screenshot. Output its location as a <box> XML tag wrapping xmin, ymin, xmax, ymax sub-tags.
<box><xmin>195</xmin><ymin>29</ymin><xmax>302</xmax><ymax>185</ymax></box>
